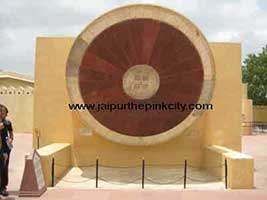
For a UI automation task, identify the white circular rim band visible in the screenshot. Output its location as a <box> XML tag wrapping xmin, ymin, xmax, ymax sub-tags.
<box><xmin>66</xmin><ymin>4</ymin><xmax>216</xmax><ymax>146</ymax></box>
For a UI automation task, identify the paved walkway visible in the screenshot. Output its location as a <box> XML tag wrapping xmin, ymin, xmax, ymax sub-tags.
<box><xmin>7</xmin><ymin>134</ymin><xmax>267</xmax><ymax>199</ymax></box>
<box><xmin>242</xmin><ymin>135</ymin><xmax>267</xmax><ymax>189</ymax></box>
<box><xmin>9</xmin><ymin>133</ymin><xmax>33</xmax><ymax>197</ymax></box>
<box><xmin>19</xmin><ymin>189</ymin><xmax>267</xmax><ymax>200</ymax></box>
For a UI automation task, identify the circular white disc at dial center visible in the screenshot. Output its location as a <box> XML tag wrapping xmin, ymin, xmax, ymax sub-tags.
<box><xmin>122</xmin><ymin>64</ymin><xmax>160</xmax><ymax>100</ymax></box>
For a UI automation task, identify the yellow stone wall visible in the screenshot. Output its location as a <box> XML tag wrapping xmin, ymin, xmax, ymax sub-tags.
<box><xmin>241</xmin><ymin>84</ymin><xmax>253</xmax><ymax>135</ymax></box>
<box><xmin>253</xmin><ymin>106</ymin><xmax>267</xmax><ymax>122</ymax></box>
<box><xmin>33</xmin><ymin>38</ymin><xmax>74</xmax><ymax>148</ymax></box>
<box><xmin>242</xmin><ymin>83</ymin><xmax>248</xmax><ymax>99</ymax></box>
<box><xmin>37</xmin><ymin>143</ymin><xmax>71</xmax><ymax>185</ymax></box>
<box><xmin>0</xmin><ymin>78</ymin><xmax>33</xmax><ymax>133</ymax></box>
<box><xmin>33</xmin><ymin>38</ymin><xmax>242</xmax><ymax>167</ymax></box>
<box><xmin>205</xmin><ymin>145</ymin><xmax>254</xmax><ymax>189</ymax></box>
<box><xmin>242</xmin><ymin>99</ymin><xmax>253</xmax><ymax>135</ymax></box>
<box><xmin>205</xmin><ymin>43</ymin><xmax>242</xmax><ymax>151</ymax></box>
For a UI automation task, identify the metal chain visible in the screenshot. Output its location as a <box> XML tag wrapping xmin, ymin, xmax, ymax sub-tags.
<box><xmin>55</xmin><ymin>176</ymin><xmax>96</xmax><ymax>183</ymax></box>
<box><xmin>55</xmin><ymin>162</ymin><xmax>223</xmax><ymax>169</ymax></box>
<box><xmin>54</xmin><ymin>163</ymin><xmax>69</xmax><ymax>168</ymax></box>
<box><xmin>187</xmin><ymin>164</ymin><xmax>224</xmax><ymax>169</ymax></box>
<box><xmin>78</xmin><ymin>164</ymin><xmax>96</xmax><ymax>168</ymax></box>
<box><xmin>99</xmin><ymin>164</ymin><xmax>141</xmax><ymax>169</ymax></box>
<box><xmin>144</xmin><ymin>176</ymin><xmax>184</xmax><ymax>185</ymax></box>
<box><xmin>146</xmin><ymin>163</ymin><xmax>184</xmax><ymax>167</ymax></box>
<box><xmin>98</xmin><ymin>176</ymin><xmax>140</xmax><ymax>185</ymax></box>
<box><xmin>55</xmin><ymin>163</ymin><xmax>95</xmax><ymax>168</ymax></box>
<box><xmin>187</xmin><ymin>176</ymin><xmax>223</xmax><ymax>183</ymax></box>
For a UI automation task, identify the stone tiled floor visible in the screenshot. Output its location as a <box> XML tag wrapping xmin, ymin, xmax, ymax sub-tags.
<box><xmin>7</xmin><ymin>134</ymin><xmax>267</xmax><ymax>199</ymax></box>
<box><xmin>242</xmin><ymin>135</ymin><xmax>267</xmax><ymax>189</ymax></box>
<box><xmin>19</xmin><ymin>189</ymin><xmax>267</xmax><ymax>200</ymax></box>
<box><xmin>9</xmin><ymin>134</ymin><xmax>33</xmax><ymax>193</ymax></box>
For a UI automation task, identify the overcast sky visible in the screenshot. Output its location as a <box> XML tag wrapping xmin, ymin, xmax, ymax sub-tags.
<box><xmin>0</xmin><ymin>0</ymin><xmax>267</xmax><ymax>76</ymax></box>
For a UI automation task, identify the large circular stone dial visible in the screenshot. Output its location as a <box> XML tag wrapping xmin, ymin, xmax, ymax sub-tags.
<box><xmin>66</xmin><ymin>4</ymin><xmax>215</xmax><ymax>146</ymax></box>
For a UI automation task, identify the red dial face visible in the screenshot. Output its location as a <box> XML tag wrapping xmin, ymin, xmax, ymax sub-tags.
<box><xmin>79</xmin><ymin>18</ymin><xmax>203</xmax><ymax>137</ymax></box>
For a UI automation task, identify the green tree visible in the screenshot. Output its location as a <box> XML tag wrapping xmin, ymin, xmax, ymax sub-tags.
<box><xmin>242</xmin><ymin>45</ymin><xmax>267</xmax><ymax>105</ymax></box>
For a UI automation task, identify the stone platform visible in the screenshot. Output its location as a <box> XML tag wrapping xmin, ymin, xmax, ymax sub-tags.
<box><xmin>8</xmin><ymin>134</ymin><xmax>267</xmax><ymax>199</ymax></box>
<box><xmin>55</xmin><ymin>166</ymin><xmax>224</xmax><ymax>189</ymax></box>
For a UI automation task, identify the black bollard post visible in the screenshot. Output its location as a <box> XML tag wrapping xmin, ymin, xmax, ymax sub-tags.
<box><xmin>142</xmin><ymin>158</ymin><xmax>145</xmax><ymax>189</ymax></box>
<box><xmin>225</xmin><ymin>158</ymin><xmax>228</xmax><ymax>189</ymax></box>
<box><xmin>51</xmin><ymin>157</ymin><xmax>55</xmax><ymax>187</ymax></box>
<box><xmin>96</xmin><ymin>158</ymin><xmax>99</xmax><ymax>188</ymax></box>
<box><xmin>37</xmin><ymin>133</ymin><xmax>40</xmax><ymax>149</ymax></box>
<box><xmin>183</xmin><ymin>160</ymin><xmax>187</xmax><ymax>189</ymax></box>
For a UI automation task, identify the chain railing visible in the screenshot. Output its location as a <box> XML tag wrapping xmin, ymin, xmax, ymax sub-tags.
<box><xmin>186</xmin><ymin>159</ymin><xmax>227</xmax><ymax>188</ymax></box>
<box><xmin>51</xmin><ymin>158</ymin><xmax>228</xmax><ymax>189</ymax></box>
<box><xmin>242</xmin><ymin>121</ymin><xmax>267</xmax><ymax>134</ymax></box>
<box><xmin>144</xmin><ymin>175</ymin><xmax>184</xmax><ymax>185</ymax></box>
<box><xmin>51</xmin><ymin>158</ymin><xmax>96</xmax><ymax>186</ymax></box>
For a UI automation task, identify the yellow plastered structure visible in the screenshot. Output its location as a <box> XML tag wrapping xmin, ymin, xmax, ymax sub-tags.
<box><xmin>37</xmin><ymin>143</ymin><xmax>71</xmax><ymax>186</ymax></box>
<box><xmin>253</xmin><ymin>106</ymin><xmax>267</xmax><ymax>122</ymax></box>
<box><xmin>241</xmin><ymin>83</ymin><xmax>253</xmax><ymax>135</ymax></box>
<box><xmin>33</xmin><ymin>38</ymin><xmax>254</xmax><ymax>188</ymax></box>
<box><xmin>205</xmin><ymin>145</ymin><xmax>254</xmax><ymax>189</ymax></box>
<box><xmin>66</xmin><ymin>4</ymin><xmax>216</xmax><ymax>146</ymax></box>
<box><xmin>0</xmin><ymin>71</ymin><xmax>34</xmax><ymax>133</ymax></box>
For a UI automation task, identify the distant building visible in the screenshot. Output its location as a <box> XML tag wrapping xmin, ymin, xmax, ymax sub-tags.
<box><xmin>0</xmin><ymin>70</ymin><xmax>34</xmax><ymax>133</ymax></box>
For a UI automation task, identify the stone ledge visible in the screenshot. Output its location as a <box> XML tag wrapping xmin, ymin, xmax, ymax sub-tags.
<box><xmin>37</xmin><ymin>143</ymin><xmax>71</xmax><ymax>186</ymax></box>
<box><xmin>205</xmin><ymin>145</ymin><xmax>254</xmax><ymax>189</ymax></box>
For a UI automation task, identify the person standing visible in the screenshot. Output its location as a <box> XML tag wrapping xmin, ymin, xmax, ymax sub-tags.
<box><xmin>0</xmin><ymin>105</ymin><xmax>13</xmax><ymax>197</ymax></box>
